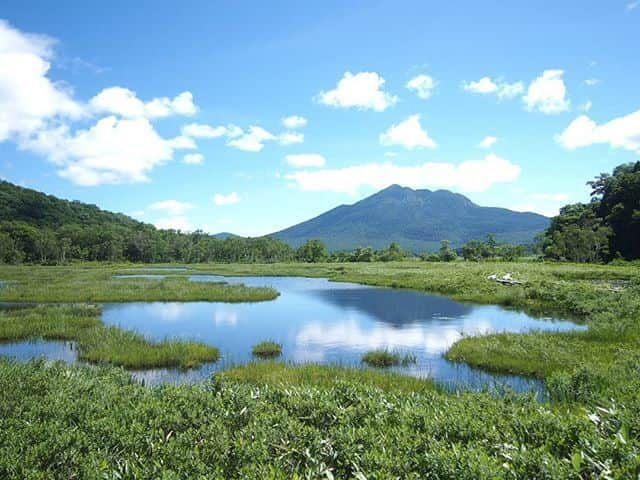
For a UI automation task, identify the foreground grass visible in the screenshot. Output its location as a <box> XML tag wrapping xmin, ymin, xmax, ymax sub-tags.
<box><xmin>1</xmin><ymin>359</ymin><xmax>638</xmax><ymax>479</ymax></box>
<box><xmin>0</xmin><ymin>264</ymin><xmax>278</xmax><ymax>303</ymax></box>
<box><xmin>0</xmin><ymin>305</ymin><xmax>219</xmax><ymax>369</ymax></box>
<box><xmin>220</xmin><ymin>361</ymin><xmax>438</xmax><ymax>395</ymax></box>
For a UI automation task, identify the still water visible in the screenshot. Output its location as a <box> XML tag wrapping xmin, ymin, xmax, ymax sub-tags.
<box><xmin>1</xmin><ymin>276</ymin><xmax>585</xmax><ymax>393</ymax></box>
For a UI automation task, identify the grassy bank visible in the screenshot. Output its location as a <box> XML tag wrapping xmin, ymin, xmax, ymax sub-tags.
<box><xmin>1</xmin><ymin>261</ymin><xmax>640</xmax><ymax>476</ymax></box>
<box><xmin>0</xmin><ymin>305</ymin><xmax>219</xmax><ymax>369</ymax></box>
<box><xmin>0</xmin><ymin>264</ymin><xmax>278</xmax><ymax>303</ymax></box>
<box><xmin>1</xmin><ymin>359</ymin><xmax>638</xmax><ymax>478</ymax></box>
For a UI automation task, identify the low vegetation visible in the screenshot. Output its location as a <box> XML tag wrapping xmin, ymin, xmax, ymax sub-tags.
<box><xmin>0</xmin><ymin>304</ymin><xmax>220</xmax><ymax>369</ymax></box>
<box><xmin>1</xmin><ymin>359</ymin><xmax>639</xmax><ymax>478</ymax></box>
<box><xmin>251</xmin><ymin>341</ymin><xmax>282</xmax><ymax>358</ymax></box>
<box><xmin>0</xmin><ymin>264</ymin><xmax>278</xmax><ymax>303</ymax></box>
<box><xmin>361</xmin><ymin>349</ymin><xmax>417</xmax><ymax>367</ymax></box>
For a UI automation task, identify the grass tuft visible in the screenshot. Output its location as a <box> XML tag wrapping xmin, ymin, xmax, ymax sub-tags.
<box><xmin>251</xmin><ymin>341</ymin><xmax>282</xmax><ymax>358</ymax></box>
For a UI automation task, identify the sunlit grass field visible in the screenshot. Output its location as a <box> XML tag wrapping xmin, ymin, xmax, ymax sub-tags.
<box><xmin>0</xmin><ymin>260</ymin><xmax>639</xmax><ymax>477</ymax></box>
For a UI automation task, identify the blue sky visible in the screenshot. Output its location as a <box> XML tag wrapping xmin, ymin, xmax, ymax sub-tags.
<box><xmin>0</xmin><ymin>1</ymin><xmax>638</xmax><ymax>235</ymax></box>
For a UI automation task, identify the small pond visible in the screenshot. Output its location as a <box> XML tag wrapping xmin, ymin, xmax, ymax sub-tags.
<box><xmin>0</xmin><ymin>276</ymin><xmax>585</xmax><ymax>394</ymax></box>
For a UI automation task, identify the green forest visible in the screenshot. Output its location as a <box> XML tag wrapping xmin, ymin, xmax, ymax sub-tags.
<box><xmin>1</xmin><ymin>161</ymin><xmax>639</xmax><ymax>264</ymax></box>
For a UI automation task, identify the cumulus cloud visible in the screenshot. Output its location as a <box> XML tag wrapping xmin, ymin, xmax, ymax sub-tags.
<box><xmin>154</xmin><ymin>216</ymin><xmax>191</xmax><ymax>231</ymax></box>
<box><xmin>227</xmin><ymin>126</ymin><xmax>276</xmax><ymax>152</ymax></box>
<box><xmin>556</xmin><ymin>109</ymin><xmax>640</xmax><ymax>153</ymax></box>
<box><xmin>21</xmin><ymin>116</ymin><xmax>192</xmax><ymax>186</ymax></box>
<box><xmin>282</xmin><ymin>115</ymin><xmax>307</xmax><ymax>129</ymax></box>
<box><xmin>213</xmin><ymin>192</ymin><xmax>240</xmax><ymax>205</ymax></box>
<box><xmin>277</xmin><ymin>132</ymin><xmax>304</xmax><ymax>145</ymax></box>
<box><xmin>149</xmin><ymin>199</ymin><xmax>195</xmax><ymax>215</ymax></box>
<box><xmin>316</xmin><ymin>71</ymin><xmax>398</xmax><ymax>111</ymax></box>
<box><xmin>181</xmin><ymin>122</ymin><xmax>241</xmax><ymax>139</ymax></box>
<box><xmin>523</xmin><ymin>70</ymin><xmax>570</xmax><ymax>114</ymax></box>
<box><xmin>0</xmin><ymin>20</ymin><xmax>83</xmax><ymax>141</ymax></box>
<box><xmin>512</xmin><ymin>193</ymin><xmax>569</xmax><ymax>217</ymax></box>
<box><xmin>285</xmin><ymin>153</ymin><xmax>326</xmax><ymax>168</ymax></box>
<box><xmin>182</xmin><ymin>121</ymin><xmax>302</xmax><ymax>151</ymax></box>
<box><xmin>406</xmin><ymin>74</ymin><xmax>436</xmax><ymax>100</ymax></box>
<box><xmin>285</xmin><ymin>154</ymin><xmax>520</xmax><ymax>194</ymax></box>
<box><xmin>90</xmin><ymin>87</ymin><xmax>196</xmax><ymax>119</ymax></box>
<box><xmin>379</xmin><ymin>114</ymin><xmax>437</xmax><ymax>149</ymax></box>
<box><xmin>580</xmin><ymin>100</ymin><xmax>593</xmax><ymax>112</ymax></box>
<box><xmin>183</xmin><ymin>153</ymin><xmax>204</xmax><ymax>165</ymax></box>
<box><xmin>462</xmin><ymin>76</ymin><xmax>524</xmax><ymax>100</ymax></box>
<box><xmin>0</xmin><ymin>20</ymin><xmax>202</xmax><ymax>186</ymax></box>
<box><xmin>478</xmin><ymin>136</ymin><xmax>498</xmax><ymax>148</ymax></box>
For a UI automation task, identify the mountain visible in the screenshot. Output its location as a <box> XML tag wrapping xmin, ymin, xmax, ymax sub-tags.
<box><xmin>272</xmin><ymin>185</ymin><xmax>549</xmax><ymax>252</ymax></box>
<box><xmin>211</xmin><ymin>232</ymin><xmax>240</xmax><ymax>239</ymax></box>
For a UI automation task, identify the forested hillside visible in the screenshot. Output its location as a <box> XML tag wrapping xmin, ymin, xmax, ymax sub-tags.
<box><xmin>0</xmin><ymin>181</ymin><xmax>293</xmax><ymax>264</ymax></box>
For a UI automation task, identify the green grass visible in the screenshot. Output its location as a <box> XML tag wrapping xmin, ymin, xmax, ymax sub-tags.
<box><xmin>1</xmin><ymin>359</ymin><xmax>638</xmax><ymax>478</ymax></box>
<box><xmin>251</xmin><ymin>341</ymin><xmax>282</xmax><ymax>358</ymax></box>
<box><xmin>220</xmin><ymin>361</ymin><xmax>438</xmax><ymax>394</ymax></box>
<box><xmin>0</xmin><ymin>264</ymin><xmax>278</xmax><ymax>303</ymax></box>
<box><xmin>0</xmin><ymin>304</ymin><xmax>220</xmax><ymax>369</ymax></box>
<box><xmin>1</xmin><ymin>261</ymin><xmax>640</xmax><ymax>475</ymax></box>
<box><xmin>361</xmin><ymin>348</ymin><xmax>417</xmax><ymax>367</ymax></box>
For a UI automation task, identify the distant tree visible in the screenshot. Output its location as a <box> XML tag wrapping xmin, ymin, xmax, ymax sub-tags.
<box><xmin>377</xmin><ymin>242</ymin><xmax>406</xmax><ymax>262</ymax></box>
<box><xmin>297</xmin><ymin>239</ymin><xmax>328</xmax><ymax>263</ymax></box>
<box><xmin>351</xmin><ymin>246</ymin><xmax>375</xmax><ymax>262</ymax></box>
<box><xmin>438</xmin><ymin>240</ymin><xmax>457</xmax><ymax>262</ymax></box>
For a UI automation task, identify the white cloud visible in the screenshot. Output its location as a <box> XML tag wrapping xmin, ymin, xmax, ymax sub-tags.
<box><xmin>0</xmin><ymin>20</ymin><xmax>83</xmax><ymax>141</ymax></box>
<box><xmin>384</xmin><ymin>151</ymin><xmax>398</xmax><ymax>157</ymax></box>
<box><xmin>556</xmin><ymin>109</ymin><xmax>640</xmax><ymax>153</ymax></box>
<box><xmin>406</xmin><ymin>74</ymin><xmax>436</xmax><ymax>100</ymax></box>
<box><xmin>213</xmin><ymin>192</ymin><xmax>240</xmax><ymax>205</ymax></box>
<box><xmin>278</xmin><ymin>132</ymin><xmax>304</xmax><ymax>145</ymax></box>
<box><xmin>227</xmin><ymin>126</ymin><xmax>275</xmax><ymax>152</ymax></box>
<box><xmin>379</xmin><ymin>114</ymin><xmax>437</xmax><ymax>150</ymax></box>
<box><xmin>183</xmin><ymin>153</ymin><xmax>204</xmax><ymax>165</ymax></box>
<box><xmin>183</xmin><ymin>121</ymin><xmax>301</xmax><ymax>151</ymax></box>
<box><xmin>285</xmin><ymin>153</ymin><xmax>326</xmax><ymax>168</ymax></box>
<box><xmin>462</xmin><ymin>76</ymin><xmax>524</xmax><ymax>100</ymax></box>
<box><xmin>523</xmin><ymin>69</ymin><xmax>570</xmax><ymax>114</ymax></box>
<box><xmin>149</xmin><ymin>199</ymin><xmax>195</xmax><ymax>215</ymax></box>
<box><xmin>580</xmin><ymin>100</ymin><xmax>593</xmax><ymax>112</ymax></box>
<box><xmin>167</xmin><ymin>135</ymin><xmax>197</xmax><ymax>149</ymax></box>
<box><xmin>584</xmin><ymin>78</ymin><xmax>599</xmax><ymax>86</ymax></box>
<box><xmin>22</xmin><ymin>115</ymin><xmax>191</xmax><ymax>186</ymax></box>
<box><xmin>0</xmin><ymin>20</ymin><xmax>202</xmax><ymax>186</ymax></box>
<box><xmin>90</xmin><ymin>87</ymin><xmax>196</xmax><ymax>119</ymax></box>
<box><xmin>512</xmin><ymin>193</ymin><xmax>569</xmax><ymax>217</ymax></box>
<box><xmin>530</xmin><ymin>193</ymin><xmax>569</xmax><ymax>202</ymax></box>
<box><xmin>285</xmin><ymin>154</ymin><xmax>520</xmax><ymax>194</ymax></box>
<box><xmin>154</xmin><ymin>216</ymin><xmax>191</xmax><ymax>231</ymax></box>
<box><xmin>282</xmin><ymin>115</ymin><xmax>307</xmax><ymax>129</ymax></box>
<box><xmin>316</xmin><ymin>71</ymin><xmax>398</xmax><ymax>111</ymax></box>
<box><xmin>478</xmin><ymin>135</ymin><xmax>498</xmax><ymax>148</ymax></box>
<box><xmin>181</xmin><ymin>122</ymin><xmax>239</xmax><ymax>139</ymax></box>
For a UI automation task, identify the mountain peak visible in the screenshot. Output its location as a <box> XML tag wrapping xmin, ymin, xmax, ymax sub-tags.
<box><xmin>273</xmin><ymin>185</ymin><xmax>549</xmax><ymax>252</ymax></box>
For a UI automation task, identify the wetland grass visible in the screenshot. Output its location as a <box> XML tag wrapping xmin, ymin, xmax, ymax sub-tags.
<box><xmin>251</xmin><ymin>341</ymin><xmax>283</xmax><ymax>358</ymax></box>
<box><xmin>0</xmin><ymin>304</ymin><xmax>219</xmax><ymax>369</ymax></box>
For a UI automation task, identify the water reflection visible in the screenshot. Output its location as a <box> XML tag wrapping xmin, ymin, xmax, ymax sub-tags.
<box><xmin>1</xmin><ymin>276</ymin><xmax>586</xmax><ymax>393</ymax></box>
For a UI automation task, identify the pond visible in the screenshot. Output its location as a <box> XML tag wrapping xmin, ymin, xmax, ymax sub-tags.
<box><xmin>0</xmin><ymin>276</ymin><xmax>585</xmax><ymax>394</ymax></box>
